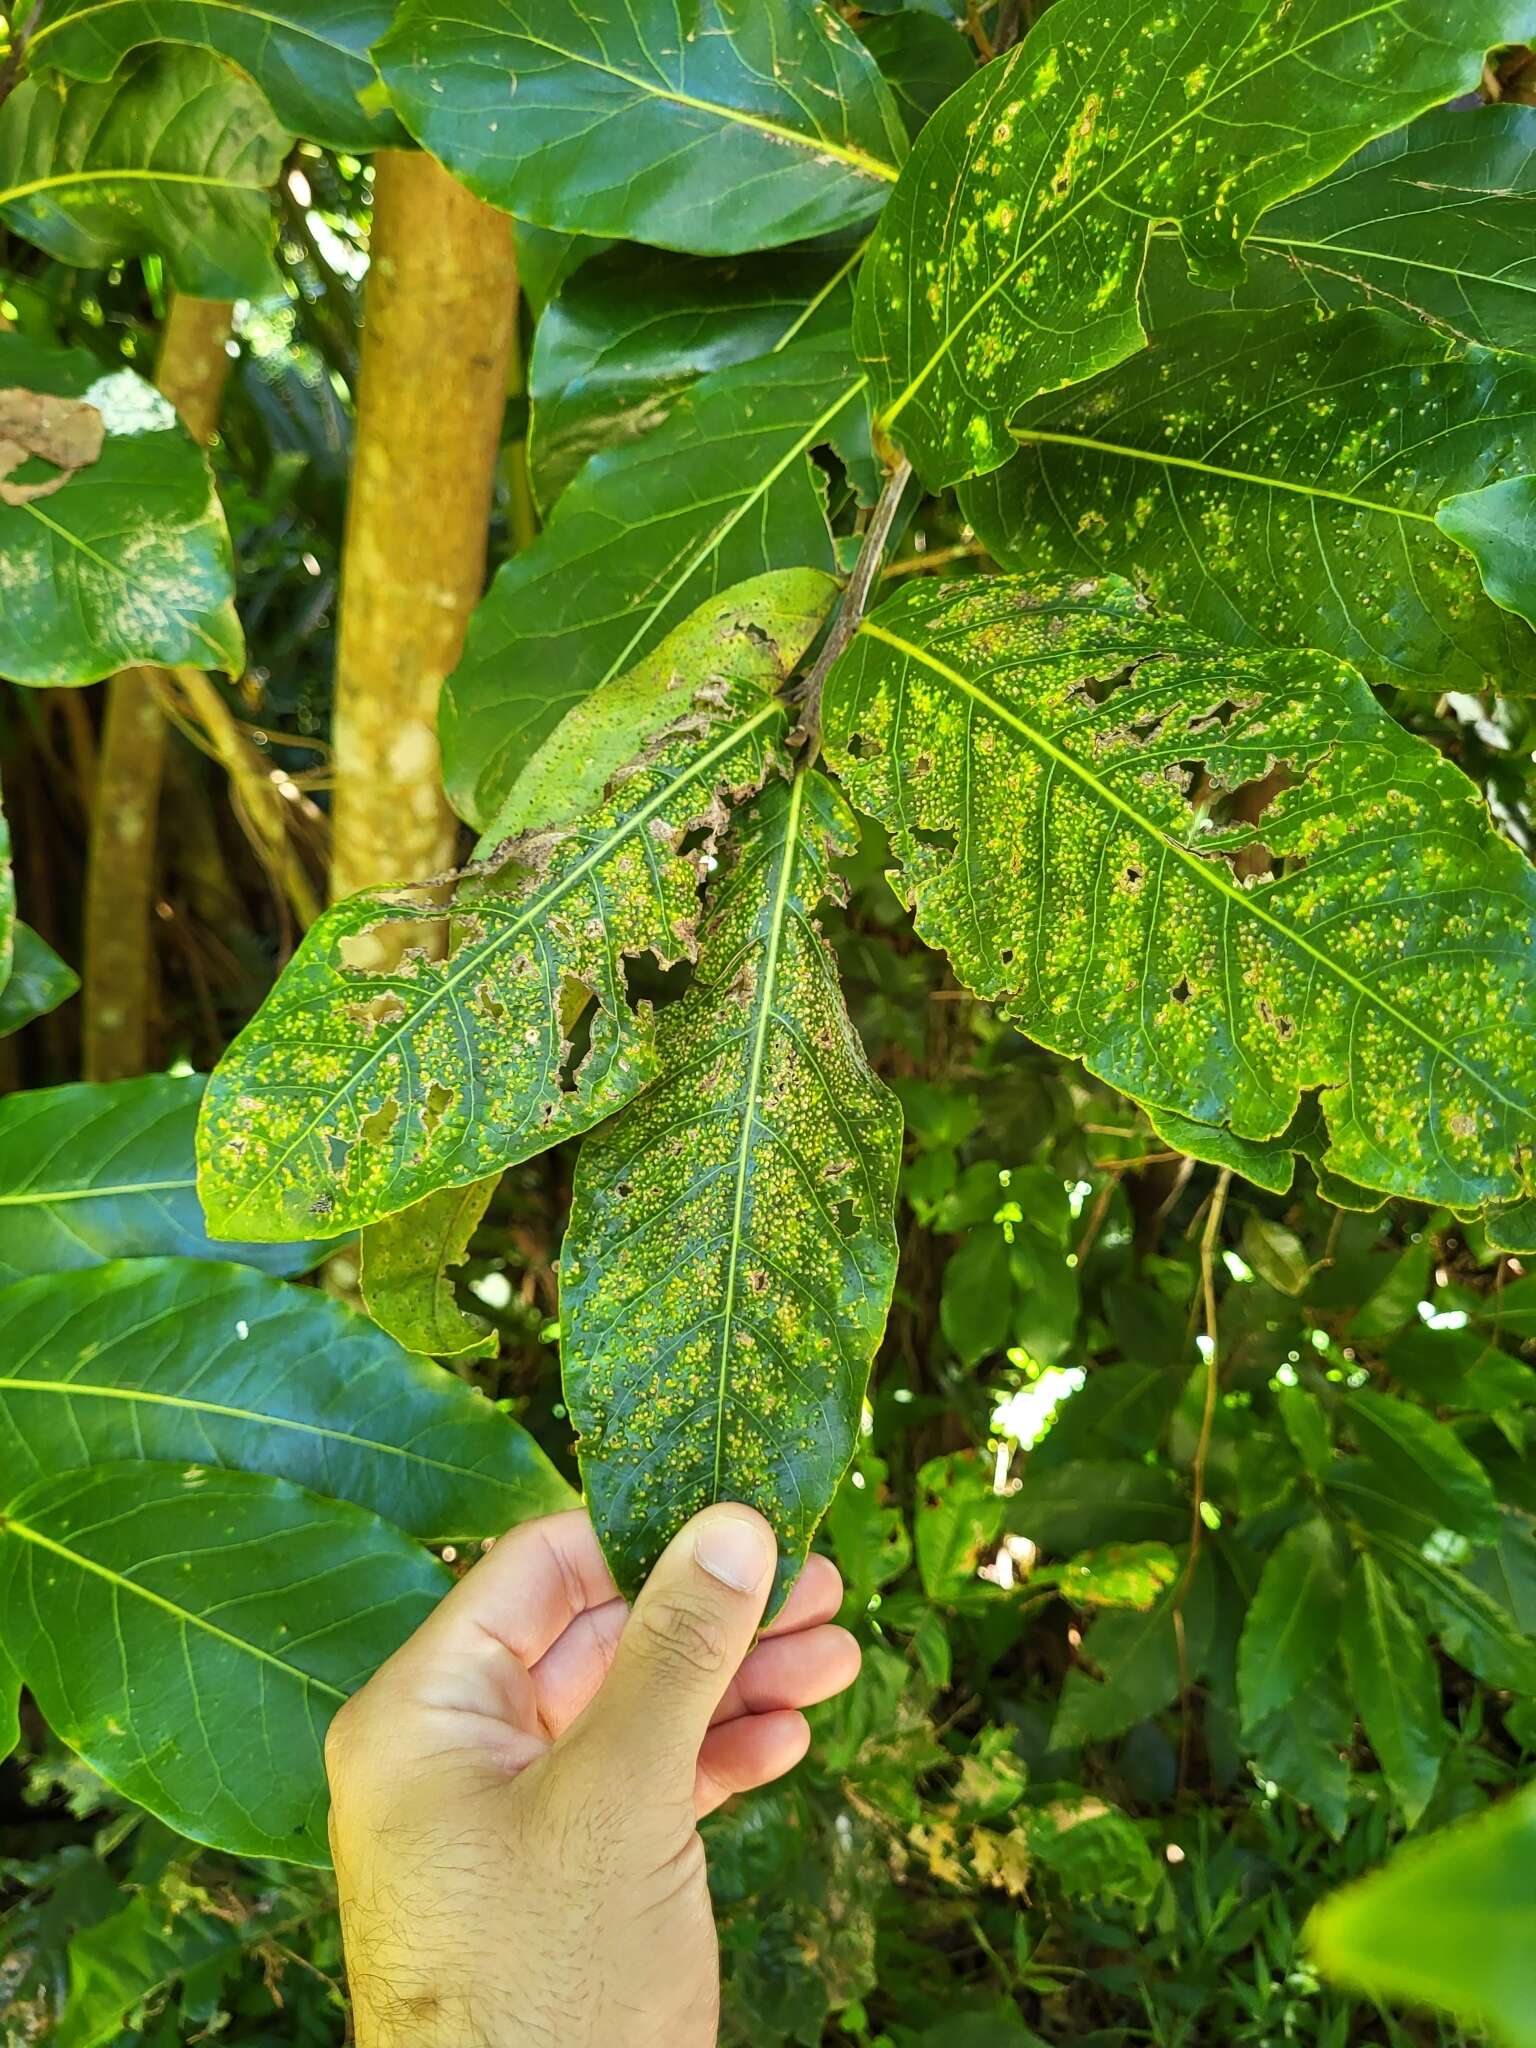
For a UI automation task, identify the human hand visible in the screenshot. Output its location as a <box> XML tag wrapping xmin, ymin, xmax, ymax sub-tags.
<box><xmin>325</xmin><ymin>1504</ymin><xmax>859</xmax><ymax>2048</ymax></box>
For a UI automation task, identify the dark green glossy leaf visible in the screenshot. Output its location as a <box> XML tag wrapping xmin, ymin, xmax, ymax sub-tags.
<box><xmin>1340</xmin><ymin>1553</ymin><xmax>1446</xmax><ymax>1825</ymax></box>
<box><xmin>1436</xmin><ymin>474</ymin><xmax>1536</xmax><ymax>631</ymax></box>
<box><xmin>1246</xmin><ymin>1658</ymin><xmax>1353</xmax><ymax>1838</ymax></box>
<box><xmin>963</xmin><ymin>308</ymin><xmax>1536</xmax><ymax>697</ymax></box>
<box><xmin>1237</xmin><ymin>1516</ymin><xmax>1346</xmax><ymax>1728</ymax></box>
<box><xmin>822</xmin><ymin>577</ymin><xmax>1536</xmax><ymax>1213</ymax></box>
<box><xmin>1343</xmin><ymin>1389</ymin><xmax>1499</xmax><ymax>1545</ymax></box>
<box><xmin>0</xmin><ymin>332</ymin><xmax>242</xmax><ymax>687</ymax></box>
<box><xmin>0</xmin><ymin>1460</ymin><xmax>448</xmax><ymax>1861</ymax></box>
<box><xmin>0</xmin><ymin>49</ymin><xmax>288</xmax><ymax>298</ymax></box>
<box><xmin>854</xmin><ymin>0</ymin><xmax>1519</xmax><ymax>485</ymax></box>
<box><xmin>0</xmin><ymin>1075</ymin><xmax>323</xmax><ymax>1286</ymax></box>
<box><xmin>1031</xmin><ymin>1362</ymin><xmax>1177</xmax><ymax>1471</ymax></box>
<box><xmin>0</xmin><ymin>921</ymin><xmax>78</xmax><ymax>1037</ymax></box>
<box><xmin>1372</xmin><ymin>1528</ymin><xmax>1536</xmax><ymax>1692</ymax></box>
<box><xmin>1310</xmin><ymin>1781</ymin><xmax>1536</xmax><ymax>2048</ymax></box>
<box><xmin>0</xmin><ymin>1258</ymin><xmax>572</xmax><ymax>1539</ymax></box>
<box><xmin>858</xmin><ymin>10</ymin><xmax>974</xmax><ymax>139</ymax></box>
<box><xmin>359</xmin><ymin>1175</ymin><xmax>499</xmax><ymax>1360</ymax></box>
<box><xmin>527</xmin><ymin>242</ymin><xmax>856</xmax><ymax>512</ymax></box>
<box><xmin>1051</xmin><ymin>1555</ymin><xmax>1212</xmax><ymax>1747</ymax></box>
<box><xmin>1467</xmin><ymin>1508</ymin><xmax>1536</xmax><ymax>1637</ymax></box>
<box><xmin>376</xmin><ymin>0</ymin><xmax>904</xmax><ymax>254</ymax></box>
<box><xmin>199</xmin><ymin>611</ymin><xmax>801</xmax><ymax>1241</ymax></box>
<box><xmin>1008</xmin><ymin>1459</ymin><xmax>1185</xmax><ymax>1554</ymax></box>
<box><xmin>28</xmin><ymin>0</ymin><xmax>401</xmax><ymax>151</ymax></box>
<box><xmin>1141</xmin><ymin>104</ymin><xmax>1536</xmax><ymax>354</ymax></box>
<box><xmin>441</xmin><ymin>337</ymin><xmax>859</xmax><ymax>829</ymax></box>
<box><xmin>562</xmin><ymin>771</ymin><xmax>902</xmax><ymax>1607</ymax></box>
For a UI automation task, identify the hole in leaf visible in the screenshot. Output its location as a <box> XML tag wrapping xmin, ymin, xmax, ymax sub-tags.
<box><xmin>1258</xmin><ymin>998</ymin><xmax>1296</xmax><ymax>1041</ymax></box>
<box><xmin>914</xmin><ymin>824</ymin><xmax>957</xmax><ymax>855</ymax></box>
<box><xmin>346</xmin><ymin>992</ymin><xmax>408</xmax><ymax>1036</ymax></box>
<box><xmin>623</xmin><ymin>949</ymin><xmax>694</xmax><ymax>1010</ymax></box>
<box><xmin>847</xmin><ymin>732</ymin><xmax>881</xmax><ymax>760</ymax></box>
<box><xmin>1080</xmin><ymin>661</ymin><xmax>1141</xmax><ymax>706</ymax></box>
<box><xmin>359</xmin><ymin>1097</ymin><xmax>400</xmax><ymax>1144</ymax></box>
<box><xmin>1209</xmin><ymin>761</ymin><xmax>1298</xmax><ymax>830</ymax></box>
<box><xmin>1171</xmin><ymin>976</ymin><xmax>1191</xmax><ymax>1004</ymax></box>
<box><xmin>420</xmin><ymin>1081</ymin><xmax>456</xmax><ymax>1138</ymax></box>
<box><xmin>1121</xmin><ymin>863</ymin><xmax>1145</xmax><ymax>893</ymax></box>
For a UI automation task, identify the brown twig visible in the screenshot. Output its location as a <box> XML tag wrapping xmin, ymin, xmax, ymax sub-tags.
<box><xmin>793</xmin><ymin>456</ymin><xmax>913</xmax><ymax>753</ymax></box>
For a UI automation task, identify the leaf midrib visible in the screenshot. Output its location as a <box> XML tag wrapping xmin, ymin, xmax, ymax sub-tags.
<box><xmin>711</xmin><ymin>768</ymin><xmax>806</xmax><ymax>1498</ymax></box>
<box><xmin>881</xmin><ymin>0</ymin><xmax>1409</xmax><ymax>433</ymax></box>
<box><xmin>221</xmin><ymin>698</ymin><xmax>781</xmax><ymax>1224</ymax></box>
<box><xmin>0</xmin><ymin>1512</ymin><xmax>348</xmax><ymax>1700</ymax></box>
<box><xmin>454</xmin><ymin>22</ymin><xmax>900</xmax><ymax>187</ymax></box>
<box><xmin>0</xmin><ymin>168</ymin><xmax>263</xmax><ymax>205</ymax></box>
<box><xmin>857</xmin><ymin>617</ymin><xmax>1528</xmax><ymax>1119</ymax></box>
<box><xmin>0</xmin><ymin>1177</ymin><xmax>190</xmax><ymax>1205</ymax></box>
<box><xmin>1008</xmin><ymin>426</ymin><xmax>1439</xmax><ymax>524</ymax></box>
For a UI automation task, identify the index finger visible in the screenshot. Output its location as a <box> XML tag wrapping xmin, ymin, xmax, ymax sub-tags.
<box><xmin>417</xmin><ymin>1509</ymin><xmax>619</xmax><ymax>1669</ymax></box>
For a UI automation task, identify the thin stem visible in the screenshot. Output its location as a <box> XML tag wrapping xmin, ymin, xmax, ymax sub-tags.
<box><xmin>1173</xmin><ymin>1166</ymin><xmax>1231</xmax><ymax>1791</ymax></box>
<box><xmin>794</xmin><ymin>456</ymin><xmax>913</xmax><ymax>754</ymax></box>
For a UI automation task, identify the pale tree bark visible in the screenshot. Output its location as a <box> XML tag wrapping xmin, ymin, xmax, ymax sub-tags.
<box><xmin>82</xmin><ymin>294</ymin><xmax>233</xmax><ymax>1081</ymax></box>
<box><xmin>329</xmin><ymin>148</ymin><xmax>519</xmax><ymax>901</ymax></box>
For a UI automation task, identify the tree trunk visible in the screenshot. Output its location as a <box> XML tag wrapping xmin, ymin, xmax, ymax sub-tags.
<box><xmin>328</xmin><ymin>148</ymin><xmax>519</xmax><ymax>901</ymax></box>
<box><xmin>81</xmin><ymin>294</ymin><xmax>233</xmax><ymax>1081</ymax></box>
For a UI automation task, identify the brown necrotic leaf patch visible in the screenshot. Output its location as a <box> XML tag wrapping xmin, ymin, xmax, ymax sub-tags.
<box><xmin>0</xmin><ymin>388</ymin><xmax>105</xmax><ymax>506</ymax></box>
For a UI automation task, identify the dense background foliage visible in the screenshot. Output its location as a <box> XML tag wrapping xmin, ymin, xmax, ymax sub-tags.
<box><xmin>2</xmin><ymin>0</ymin><xmax>1535</xmax><ymax>2042</ymax></box>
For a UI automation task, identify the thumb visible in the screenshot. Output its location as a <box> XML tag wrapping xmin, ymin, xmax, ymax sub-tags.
<box><xmin>581</xmin><ymin>1505</ymin><xmax>777</xmax><ymax>1786</ymax></box>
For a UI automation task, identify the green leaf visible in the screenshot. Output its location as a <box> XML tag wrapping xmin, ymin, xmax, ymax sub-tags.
<box><xmin>1467</xmin><ymin>1508</ymin><xmax>1536</xmax><ymax>1637</ymax></box>
<box><xmin>858</xmin><ymin>10</ymin><xmax>974</xmax><ymax>140</ymax></box>
<box><xmin>962</xmin><ymin>308</ymin><xmax>1536</xmax><ymax>697</ymax></box>
<box><xmin>562</xmin><ymin>771</ymin><xmax>902</xmax><ymax>1607</ymax></box>
<box><xmin>0</xmin><ymin>332</ymin><xmax>242</xmax><ymax>687</ymax></box>
<box><xmin>0</xmin><ymin>788</ymin><xmax>13</xmax><ymax>997</ymax></box>
<box><xmin>825</xmin><ymin>1457</ymin><xmax>910</xmax><ymax>1618</ymax></box>
<box><xmin>28</xmin><ymin>0</ymin><xmax>402</xmax><ymax>152</ymax></box>
<box><xmin>854</xmin><ymin>0</ymin><xmax>1519</xmax><ymax>485</ymax></box>
<box><xmin>1373</xmin><ymin>1529</ymin><xmax>1536</xmax><ymax>1692</ymax></box>
<box><xmin>0</xmin><ymin>1258</ymin><xmax>573</xmax><ymax>1540</ymax></box>
<box><xmin>914</xmin><ymin>1450</ymin><xmax>1007</xmax><ymax>1604</ymax></box>
<box><xmin>1340</xmin><ymin>1553</ymin><xmax>1446</xmax><ymax>1825</ymax></box>
<box><xmin>1053</xmin><ymin>1541</ymin><xmax>1179</xmax><ymax>1610</ymax></box>
<box><xmin>1051</xmin><ymin>1556</ymin><xmax>1212</xmax><ymax>1747</ymax></box>
<box><xmin>528</xmin><ymin>242</ymin><xmax>856</xmax><ymax>512</ymax></box>
<box><xmin>1343</xmin><ymin>1389</ymin><xmax>1499</xmax><ymax>1545</ymax></box>
<box><xmin>0</xmin><ymin>921</ymin><xmax>78</xmax><ymax>1037</ymax></box>
<box><xmin>1310</xmin><ymin>1779</ymin><xmax>1536</xmax><ymax>2048</ymax></box>
<box><xmin>1141</xmin><ymin>104</ymin><xmax>1536</xmax><ymax>356</ymax></box>
<box><xmin>1009</xmin><ymin>1459</ymin><xmax>1185</xmax><ymax>1554</ymax></box>
<box><xmin>441</xmin><ymin>337</ymin><xmax>859</xmax><ymax>829</ymax></box>
<box><xmin>940</xmin><ymin>1227</ymin><xmax>1011</xmax><ymax>1366</ymax></box>
<box><xmin>821</xmin><ymin>576</ymin><xmax>1536</xmax><ymax>1213</ymax></box>
<box><xmin>0</xmin><ymin>1460</ymin><xmax>448</xmax><ymax>1861</ymax></box>
<box><xmin>1436</xmin><ymin>474</ymin><xmax>1536</xmax><ymax>631</ymax></box>
<box><xmin>376</xmin><ymin>0</ymin><xmax>904</xmax><ymax>255</ymax></box>
<box><xmin>0</xmin><ymin>1642</ymin><xmax>19</xmax><ymax>1760</ymax></box>
<box><xmin>359</xmin><ymin>1176</ymin><xmax>499</xmax><ymax>1360</ymax></box>
<box><xmin>1278</xmin><ymin>1386</ymin><xmax>1334</xmax><ymax>1485</ymax></box>
<box><xmin>1145</xmin><ymin>1104</ymin><xmax>1296</xmax><ymax>1195</ymax></box>
<box><xmin>0</xmin><ymin>49</ymin><xmax>289</xmax><ymax>299</ymax></box>
<box><xmin>474</xmin><ymin>569</ymin><xmax>840</xmax><ymax>848</ymax></box>
<box><xmin>1246</xmin><ymin>1658</ymin><xmax>1353</xmax><ymax>1838</ymax></box>
<box><xmin>1237</xmin><ymin>1516</ymin><xmax>1346</xmax><ymax>1729</ymax></box>
<box><xmin>199</xmin><ymin>596</ymin><xmax>804</xmax><ymax>1244</ymax></box>
<box><xmin>0</xmin><ymin>1075</ymin><xmax>324</xmax><ymax>1286</ymax></box>
<box><xmin>1032</xmin><ymin>1362</ymin><xmax>1177</xmax><ymax>1471</ymax></box>
<box><xmin>1239</xmin><ymin>1215</ymin><xmax>1315</xmax><ymax>1298</ymax></box>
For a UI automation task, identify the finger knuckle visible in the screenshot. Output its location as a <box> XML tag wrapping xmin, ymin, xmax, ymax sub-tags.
<box><xmin>639</xmin><ymin>1594</ymin><xmax>731</xmax><ymax>1678</ymax></box>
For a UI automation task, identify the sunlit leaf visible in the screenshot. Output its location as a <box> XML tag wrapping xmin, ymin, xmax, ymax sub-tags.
<box><xmin>28</xmin><ymin>0</ymin><xmax>402</xmax><ymax>151</ymax></box>
<box><xmin>0</xmin><ymin>1460</ymin><xmax>447</xmax><ymax>1860</ymax></box>
<box><xmin>1310</xmin><ymin>1781</ymin><xmax>1536</xmax><ymax>2048</ymax></box>
<box><xmin>0</xmin><ymin>1258</ymin><xmax>572</xmax><ymax>1539</ymax></box>
<box><xmin>914</xmin><ymin>1450</ymin><xmax>1007</xmax><ymax>1604</ymax></box>
<box><xmin>199</xmin><ymin>597</ymin><xmax>811</xmax><ymax>1241</ymax></box>
<box><xmin>562</xmin><ymin>771</ymin><xmax>901</xmax><ymax>1607</ymax></box>
<box><xmin>0</xmin><ymin>1076</ymin><xmax>324</xmax><ymax>1286</ymax></box>
<box><xmin>0</xmin><ymin>49</ymin><xmax>289</xmax><ymax>299</ymax></box>
<box><xmin>854</xmin><ymin>0</ymin><xmax>1518</xmax><ymax>484</ymax></box>
<box><xmin>0</xmin><ymin>333</ymin><xmax>242</xmax><ymax>687</ymax></box>
<box><xmin>441</xmin><ymin>338</ymin><xmax>859</xmax><ymax>829</ymax></box>
<box><xmin>359</xmin><ymin>1176</ymin><xmax>500</xmax><ymax>1360</ymax></box>
<box><xmin>822</xmin><ymin>577</ymin><xmax>1536</xmax><ymax>1213</ymax></box>
<box><xmin>376</xmin><ymin>0</ymin><xmax>904</xmax><ymax>254</ymax></box>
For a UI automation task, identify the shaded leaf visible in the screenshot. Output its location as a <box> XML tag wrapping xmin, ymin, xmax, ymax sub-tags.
<box><xmin>1340</xmin><ymin>1553</ymin><xmax>1446</xmax><ymax>1825</ymax></box>
<box><xmin>1032</xmin><ymin>1362</ymin><xmax>1177</xmax><ymax>1471</ymax></box>
<box><xmin>1467</xmin><ymin>1507</ymin><xmax>1536</xmax><ymax>1637</ymax></box>
<box><xmin>963</xmin><ymin>308</ymin><xmax>1536</xmax><ymax>697</ymax></box>
<box><xmin>0</xmin><ymin>921</ymin><xmax>78</xmax><ymax>1037</ymax></box>
<box><xmin>914</xmin><ymin>1449</ymin><xmax>1007</xmax><ymax>1604</ymax></box>
<box><xmin>1009</xmin><ymin>1459</ymin><xmax>1185</xmax><ymax>1554</ymax></box>
<box><xmin>28</xmin><ymin>0</ymin><xmax>402</xmax><ymax>151</ymax></box>
<box><xmin>822</xmin><ymin>577</ymin><xmax>1536</xmax><ymax>1212</ymax></box>
<box><xmin>1310</xmin><ymin>1779</ymin><xmax>1536</xmax><ymax>2048</ymax></box>
<box><xmin>1343</xmin><ymin>1389</ymin><xmax>1499</xmax><ymax>1545</ymax></box>
<box><xmin>858</xmin><ymin>10</ymin><xmax>974</xmax><ymax>139</ymax></box>
<box><xmin>0</xmin><ymin>1075</ymin><xmax>324</xmax><ymax>1286</ymax></box>
<box><xmin>1247</xmin><ymin>1658</ymin><xmax>1353</xmax><ymax>1838</ymax></box>
<box><xmin>0</xmin><ymin>332</ymin><xmax>241</xmax><ymax>686</ymax></box>
<box><xmin>441</xmin><ymin>337</ymin><xmax>860</xmax><ymax>829</ymax></box>
<box><xmin>1051</xmin><ymin>1556</ymin><xmax>1212</xmax><ymax>1747</ymax></box>
<box><xmin>854</xmin><ymin>0</ymin><xmax>1517</xmax><ymax>485</ymax></box>
<box><xmin>199</xmin><ymin>636</ymin><xmax>792</xmax><ymax>1241</ymax></box>
<box><xmin>940</xmin><ymin>1227</ymin><xmax>1011</xmax><ymax>1365</ymax></box>
<box><xmin>1372</xmin><ymin>1528</ymin><xmax>1536</xmax><ymax>1693</ymax></box>
<box><xmin>359</xmin><ymin>1177</ymin><xmax>500</xmax><ymax>1360</ymax></box>
<box><xmin>527</xmin><ymin>241</ymin><xmax>856</xmax><ymax>511</ymax></box>
<box><xmin>562</xmin><ymin>771</ymin><xmax>902</xmax><ymax>1607</ymax></box>
<box><xmin>0</xmin><ymin>1460</ymin><xmax>448</xmax><ymax>1860</ymax></box>
<box><xmin>0</xmin><ymin>49</ymin><xmax>289</xmax><ymax>299</ymax></box>
<box><xmin>1240</xmin><ymin>1215</ymin><xmax>1314</xmax><ymax>1297</ymax></box>
<box><xmin>0</xmin><ymin>1643</ymin><xmax>18</xmax><ymax>1760</ymax></box>
<box><xmin>0</xmin><ymin>790</ymin><xmax>12</xmax><ymax>997</ymax></box>
<box><xmin>1141</xmin><ymin>104</ymin><xmax>1536</xmax><ymax>355</ymax></box>
<box><xmin>1237</xmin><ymin>1516</ymin><xmax>1346</xmax><ymax>1728</ymax></box>
<box><xmin>0</xmin><ymin>1258</ymin><xmax>572</xmax><ymax>1539</ymax></box>
<box><xmin>376</xmin><ymin>0</ymin><xmax>904</xmax><ymax>254</ymax></box>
